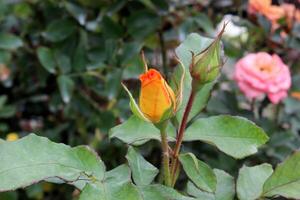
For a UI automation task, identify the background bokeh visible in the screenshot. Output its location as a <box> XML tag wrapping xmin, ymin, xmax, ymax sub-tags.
<box><xmin>0</xmin><ymin>0</ymin><xmax>299</xmax><ymax>199</ymax></box>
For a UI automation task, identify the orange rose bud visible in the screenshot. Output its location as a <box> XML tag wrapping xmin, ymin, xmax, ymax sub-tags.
<box><xmin>139</xmin><ymin>69</ymin><xmax>176</xmax><ymax>123</ymax></box>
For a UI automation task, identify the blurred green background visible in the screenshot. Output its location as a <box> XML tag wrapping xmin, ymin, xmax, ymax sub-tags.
<box><xmin>0</xmin><ymin>0</ymin><xmax>299</xmax><ymax>199</ymax></box>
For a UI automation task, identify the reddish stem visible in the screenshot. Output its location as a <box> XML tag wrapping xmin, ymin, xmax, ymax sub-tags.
<box><xmin>170</xmin><ymin>89</ymin><xmax>196</xmax><ymax>185</ymax></box>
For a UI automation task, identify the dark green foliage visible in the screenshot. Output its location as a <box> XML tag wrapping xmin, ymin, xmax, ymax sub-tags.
<box><xmin>0</xmin><ymin>0</ymin><xmax>300</xmax><ymax>199</ymax></box>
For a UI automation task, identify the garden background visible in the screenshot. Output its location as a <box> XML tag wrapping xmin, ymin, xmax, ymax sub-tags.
<box><xmin>0</xmin><ymin>0</ymin><xmax>300</xmax><ymax>199</ymax></box>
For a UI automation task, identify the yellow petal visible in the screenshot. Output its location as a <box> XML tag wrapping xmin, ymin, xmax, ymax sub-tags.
<box><xmin>139</xmin><ymin>69</ymin><xmax>175</xmax><ymax>123</ymax></box>
<box><xmin>6</xmin><ymin>132</ymin><xmax>19</xmax><ymax>141</ymax></box>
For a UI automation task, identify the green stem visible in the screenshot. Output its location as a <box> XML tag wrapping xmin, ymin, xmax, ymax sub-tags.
<box><xmin>170</xmin><ymin>89</ymin><xmax>196</xmax><ymax>186</ymax></box>
<box><xmin>159</xmin><ymin>121</ymin><xmax>171</xmax><ymax>186</ymax></box>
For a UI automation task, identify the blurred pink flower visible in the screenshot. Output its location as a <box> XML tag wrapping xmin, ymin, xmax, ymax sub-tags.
<box><xmin>282</xmin><ymin>3</ymin><xmax>300</xmax><ymax>26</ymax></box>
<box><xmin>234</xmin><ymin>52</ymin><xmax>291</xmax><ymax>104</ymax></box>
<box><xmin>0</xmin><ymin>64</ymin><xmax>10</xmax><ymax>81</ymax></box>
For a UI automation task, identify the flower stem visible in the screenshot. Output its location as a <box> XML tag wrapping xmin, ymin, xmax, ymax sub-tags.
<box><xmin>170</xmin><ymin>89</ymin><xmax>196</xmax><ymax>186</ymax></box>
<box><xmin>159</xmin><ymin>121</ymin><xmax>171</xmax><ymax>186</ymax></box>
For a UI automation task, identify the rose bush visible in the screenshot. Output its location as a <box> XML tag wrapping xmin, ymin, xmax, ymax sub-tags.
<box><xmin>0</xmin><ymin>0</ymin><xmax>300</xmax><ymax>199</ymax></box>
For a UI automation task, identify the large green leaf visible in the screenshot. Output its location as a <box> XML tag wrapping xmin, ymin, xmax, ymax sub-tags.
<box><xmin>179</xmin><ymin>153</ymin><xmax>216</xmax><ymax>193</ymax></box>
<box><xmin>187</xmin><ymin>169</ymin><xmax>235</xmax><ymax>200</ymax></box>
<box><xmin>237</xmin><ymin>164</ymin><xmax>273</xmax><ymax>200</ymax></box>
<box><xmin>37</xmin><ymin>47</ymin><xmax>56</xmax><ymax>74</ymax></box>
<box><xmin>43</xmin><ymin>19</ymin><xmax>76</xmax><ymax>42</ymax></box>
<box><xmin>184</xmin><ymin>115</ymin><xmax>269</xmax><ymax>159</ymax></box>
<box><xmin>138</xmin><ymin>184</ymin><xmax>196</xmax><ymax>200</ymax></box>
<box><xmin>263</xmin><ymin>151</ymin><xmax>300</xmax><ymax>198</ymax></box>
<box><xmin>126</xmin><ymin>146</ymin><xmax>158</xmax><ymax>186</ymax></box>
<box><xmin>0</xmin><ymin>134</ymin><xmax>105</xmax><ymax>192</ymax></box>
<box><xmin>109</xmin><ymin>115</ymin><xmax>175</xmax><ymax>145</ymax></box>
<box><xmin>0</xmin><ymin>33</ymin><xmax>23</xmax><ymax>50</ymax></box>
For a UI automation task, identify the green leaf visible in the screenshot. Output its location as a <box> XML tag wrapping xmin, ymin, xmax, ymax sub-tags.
<box><xmin>179</xmin><ymin>153</ymin><xmax>216</xmax><ymax>193</ymax></box>
<box><xmin>80</xmin><ymin>164</ymin><xmax>131</xmax><ymax>199</ymax></box>
<box><xmin>80</xmin><ymin>163</ymin><xmax>142</xmax><ymax>200</ymax></box>
<box><xmin>0</xmin><ymin>95</ymin><xmax>7</xmax><ymax>109</ymax></box>
<box><xmin>237</xmin><ymin>164</ymin><xmax>273</xmax><ymax>200</ymax></box>
<box><xmin>65</xmin><ymin>2</ymin><xmax>86</xmax><ymax>25</ymax></box>
<box><xmin>55</xmin><ymin>52</ymin><xmax>72</xmax><ymax>74</ymax></box>
<box><xmin>80</xmin><ymin>182</ymin><xmax>142</xmax><ymax>200</ymax></box>
<box><xmin>104</xmin><ymin>69</ymin><xmax>122</xmax><ymax>100</ymax></box>
<box><xmin>0</xmin><ymin>50</ymin><xmax>11</xmax><ymax>63</ymax></box>
<box><xmin>213</xmin><ymin>169</ymin><xmax>235</xmax><ymax>200</ymax></box>
<box><xmin>187</xmin><ymin>169</ymin><xmax>235</xmax><ymax>200</ymax></box>
<box><xmin>193</xmin><ymin>13</ymin><xmax>214</xmax><ymax>35</ymax></box>
<box><xmin>175</xmin><ymin>78</ymin><xmax>215</xmax><ymax>122</ymax></box>
<box><xmin>102</xmin><ymin>16</ymin><xmax>124</xmax><ymax>39</ymax></box>
<box><xmin>13</xmin><ymin>2</ymin><xmax>33</xmax><ymax>19</ymax></box>
<box><xmin>0</xmin><ymin>134</ymin><xmax>105</xmax><ymax>192</ymax></box>
<box><xmin>37</xmin><ymin>47</ymin><xmax>56</xmax><ymax>74</ymax></box>
<box><xmin>187</xmin><ymin>182</ymin><xmax>214</xmax><ymax>200</ymax></box>
<box><xmin>138</xmin><ymin>184</ymin><xmax>196</xmax><ymax>200</ymax></box>
<box><xmin>105</xmin><ymin>164</ymin><xmax>131</xmax><ymax>185</ymax></box>
<box><xmin>127</xmin><ymin>10</ymin><xmax>160</xmax><ymax>40</ymax></box>
<box><xmin>120</xmin><ymin>42</ymin><xmax>142</xmax><ymax>65</ymax></box>
<box><xmin>184</xmin><ymin>115</ymin><xmax>269</xmax><ymax>159</ymax></box>
<box><xmin>109</xmin><ymin>115</ymin><xmax>175</xmax><ymax>145</ymax></box>
<box><xmin>43</xmin><ymin>19</ymin><xmax>76</xmax><ymax>42</ymax></box>
<box><xmin>138</xmin><ymin>0</ymin><xmax>156</xmax><ymax>10</ymax></box>
<box><xmin>0</xmin><ymin>105</ymin><xmax>16</xmax><ymax>118</ymax></box>
<box><xmin>0</xmin><ymin>191</ymin><xmax>18</xmax><ymax>200</ymax></box>
<box><xmin>263</xmin><ymin>151</ymin><xmax>300</xmax><ymax>198</ymax></box>
<box><xmin>126</xmin><ymin>146</ymin><xmax>158</xmax><ymax>186</ymax></box>
<box><xmin>109</xmin><ymin>116</ymin><xmax>158</xmax><ymax>145</ymax></box>
<box><xmin>57</xmin><ymin>75</ymin><xmax>75</xmax><ymax>103</ymax></box>
<box><xmin>0</xmin><ymin>33</ymin><xmax>23</xmax><ymax>50</ymax></box>
<box><xmin>79</xmin><ymin>183</ymin><xmax>105</xmax><ymax>200</ymax></box>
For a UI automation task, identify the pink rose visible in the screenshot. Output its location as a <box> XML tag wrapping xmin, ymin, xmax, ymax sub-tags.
<box><xmin>234</xmin><ymin>52</ymin><xmax>291</xmax><ymax>104</ymax></box>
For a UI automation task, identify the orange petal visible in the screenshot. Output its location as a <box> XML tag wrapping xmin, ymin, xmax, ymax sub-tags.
<box><xmin>291</xmin><ymin>92</ymin><xmax>300</xmax><ymax>101</ymax></box>
<box><xmin>139</xmin><ymin>69</ymin><xmax>175</xmax><ymax>123</ymax></box>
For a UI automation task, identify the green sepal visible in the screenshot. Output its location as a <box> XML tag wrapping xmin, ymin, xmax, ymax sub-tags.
<box><xmin>174</xmin><ymin>58</ymin><xmax>185</xmax><ymax>111</ymax></box>
<box><xmin>121</xmin><ymin>83</ymin><xmax>150</xmax><ymax>122</ymax></box>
